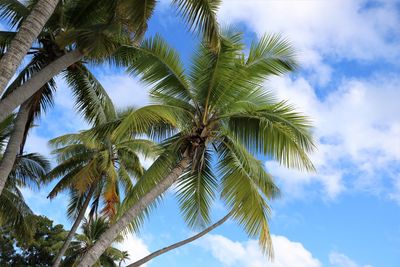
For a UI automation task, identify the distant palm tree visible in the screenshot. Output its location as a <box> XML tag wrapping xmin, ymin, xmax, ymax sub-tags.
<box><xmin>77</xmin><ymin>30</ymin><xmax>315</xmax><ymax>265</ymax></box>
<box><xmin>61</xmin><ymin>217</ymin><xmax>129</xmax><ymax>267</ymax></box>
<box><xmin>48</xmin><ymin>110</ymin><xmax>157</xmax><ymax>267</ymax></box>
<box><xmin>0</xmin><ymin>115</ymin><xmax>50</xmax><ymax>240</ymax></box>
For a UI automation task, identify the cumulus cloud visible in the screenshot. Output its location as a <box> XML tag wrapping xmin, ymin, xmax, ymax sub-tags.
<box><xmin>329</xmin><ymin>251</ymin><xmax>373</xmax><ymax>267</ymax></box>
<box><xmin>115</xmin><ymin>234</ymin><xmax>151</xmax><ymax>267</ymax></box>
<box><xmin>265</xmin><ymin>74</ymin><xmax>400</xmax><ymax>200</ymax></box>
<box><xmin>218</xmin><ymin>0</ymin><xmax>400</xmax><ymax>84</ymax></box>
<box><xmin>198</xmin><ymin>234</ymin><xmax>321</xmax><ymax>267</ymax></box>
<box><xmin>99</xmin><ymin>74</ymin><xmax>150</xmax><ymax>109</ymax></box>
<box><xmin>212</xmin><ymin>1</ymin><xmax>400</xmax><ymax>202</ymax></box>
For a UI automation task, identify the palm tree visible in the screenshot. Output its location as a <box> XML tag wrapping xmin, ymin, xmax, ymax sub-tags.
<box><xmin>0</xmin><ymin>114</ymin><xmax>50</xmax><ymax>240</ymax></box>
<box><xmin>48</xmin><ymin>109</ymin><xmax>157</xmax><ymax>267</ymax></box>
<box><xmin>0</xmin><ymin>0</ymin><xmax>59</xmax><ymax>94</ymax></box>
<box><xmin>0</xmin><ymin>153</ymin><xmax>50</xmax><ymax>239</ymax></box>
<box><xmin>61</xmin><ymin>217</ymin><xmax>129</xmax><ymax>267</ymax></box>
<box><xmin>0</xmin><ymin>0</ymin><xmax>122</xmax><ymax>195</ymax></box>
<box><xmin>0</xmin><ymin>0</ymin><xmax>221</xmax><ymax>121</ymax></box>
<box><xmin>0</xmin><ymin>0</ymin><xmax>221</xmax><ymax>197</ymax></box>
<box><xmin>77</xmin><ymin>31</ymin><xmax>315</xmax><ymax>266</ymax></box>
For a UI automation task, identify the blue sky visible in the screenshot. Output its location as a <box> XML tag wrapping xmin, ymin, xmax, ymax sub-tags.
<box><xmin>6</xmin><ymin>0</ymin><xmax>400</xmax><ymax>266</ymax></box>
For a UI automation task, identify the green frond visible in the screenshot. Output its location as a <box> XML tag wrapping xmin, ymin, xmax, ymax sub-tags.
<box><xmin>0</xmin><ymin>0</ymin><xmax>29</xmax><ymax>28</ymax></box>
<box><xmin>56</xmin><ymin>22</ymin><xmax>130</xmax><ymax>60</ymax></box>
<box><xmin>175</xmin><ymin>148</ymin><xmax>217</xmax><ymax>229</ymax></box>
<box><xmin>2</xmin><ymin>52</ymin><xmax>57</xmax><ymax>118</ymax></box>
<box><xmin>217</xmin><ymin>136</ymin><xmax>276</xmax><ymax>257</ymax></box>
<box><xmin>227</xmin><ymin>101</ymin><xmax>315</xmax><ymax>171</ymax></box>
<box><xmin>172</xmin><ymin>0</ymin><xmax>221</xmax><ymax>50</ymax></box>
<box><xmin>117</xmin><ymin>0</ymin><xmax>157</xmax><ymax>41</ymax></box>
<box><xmin>246</xmin><ymin>33</ymin><xmax>298</xmax><ymax>79</ymax></box>
<box><xmin>189</xmin><ymin>31</ymin><xmax>243</xmax><ymax>117</ymax></box>
<box><xmin>112</xmin><ymin>36</ymin><xmax>191</xmax><ymax>101</ymax></box>
<box><xmin>113</xmin><ymin>105</ymin><xmax>186</xmax><ymax>140</ymax></box>
<box><xmin>64</xmin><ymin>63</ymin><xmax>116</xmax><ymax>126</ymax></box>
<box><xmin>11</xmin><ymin>153</ymin><xmax>50</xmax><ymax>189</ymax></box>
<box><xmin>115</xmin><ymin>139</ymin><xmax>158</xmax><ymax>159</ymax></box>
<box><xmin>66</xmin><ymin>189</ymin><xmax>86</xmax><ymax>220</ymax></box>
<box><xmin>0</xmin><ymin>186</ymin><xmax>33</xmax><ymax>240</ymax></box>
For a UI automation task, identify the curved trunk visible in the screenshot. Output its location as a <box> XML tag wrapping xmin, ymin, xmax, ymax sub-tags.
<box><xmin>0</xmin><ymin>101</ymin><xmax>30</xmax><ymax>195</ymax></box>
<box><xmin>76</xmin><ymin>157</ymin><xmax>191</xmax><ymax>267</ymax></box>
<box><xmin>0</xmin><ymin>50</ymin><xmax>83</xmax><ymax>122</ymax></box>
<box><xmin>52</xmin><ymin>184</ymin><xmax>96</xmax><ymax>267</ymax></box>
<box><xmin>128</xmin><ymin>212</ymin><xmax>232</xmax><ymax>267</ymax></box>
<box><xmin>0</xmin><ymin>0</ymin><xmax>60</xmax><ymax>95</ymax></box>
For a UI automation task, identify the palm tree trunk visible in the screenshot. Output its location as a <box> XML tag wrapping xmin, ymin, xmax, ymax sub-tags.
<box><xmin>0</xmin><ymin>50</ymin><xmax>83</xmax><ymax>122</ymax></box>
<box><xmin>0</xmin><ymin>0</ymin><xmax>60</xmax><ymax>95</ymax></box>
<box><xmin>52</xmin><ymin>184</ymin><xmax>96</xmax><ymax>267</ymax></box>
<box><xmin>128</xmin><ymin>212</ymin><xmax>232</xmax><ymax>267</ymax></box>
<box><xmin>76</xmin><ymin>157</ymin><xmax>191</xmax><ymax>267</ymax></box>
<box><xmin>0</xmin><ymin>101</ymin><xmax>30</xmax><ymax>195</ymax></box>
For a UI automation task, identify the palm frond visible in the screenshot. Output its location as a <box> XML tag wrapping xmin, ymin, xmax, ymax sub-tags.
<box><xmin>112</xmin><ymin>36</ymin><xmax>192</xmax><ymax>102</ymax></box>
<box><xmin>0</xmin><ymin>0</ymin><xmax>29</xmax><ymax>28</ymax></box>
<box><xmin>217</xmin><ymin>136</ymin><xmax>278</xmax><ymax>257</ymax></box>
<box><xmin>112</xmin><ymin>105</ymin><xmax>186</xmax><ymax>140</ymax></box>
<box><xmin>11</xmin><ymin>153</ymin><xmax>50</xmax><ymax>189</ymax></box>
<box><xmin>227</xmin><ymin>101</ymin><xmax>315</xmax><ymax>171</ymax></box>
<box><xmin>64</xmin><ymin>63</ymin><xmax>116</xmax><ymax>126</ymax></box>
<box><xmin>172</xmin><ymin>0</ymin><xmax>220</xmax><ymax>50</ymax></box>
<box><xmin>175</xmin><ymin>148</ymin><xmax>217</xmax><ymax>229</ymax></box>
<box><xmin>117</xmin><ymin>0</ymin><xmax>157</xmax><ymax>42</ymax></box>
<box><xmin>0</xmin><ymin>186</ymin><xmax>33</xmax><ymax>240</ymax></box>
<box><xmin>246</xmin><ymin>34</ymin><xmax>298</xmax><ymax>79</ymax></box>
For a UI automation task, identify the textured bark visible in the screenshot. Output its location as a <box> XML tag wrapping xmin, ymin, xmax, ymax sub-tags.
<box><xmin>0</xmin><ymin>102</ymin><xmax>30</xmax><ymax>195</ymax></box>
<box><xmin>0</xmin><ymin>50</ymin><xmax>83</xmax><ymax>122</ymax></box>
<box><xmin>76</xmin><ymin>157</ymin><xmax>191</xmax><ymax>267</ymax></box>
<box><xmin>128</xmin><ymin>212</ymin><xmax>232</xmax><ymax>267</ymax></box>
<box><xmin>0</xmin><ymin>0</ymin><xmax>60</xmax><ymax>95</ymax></box>
<box><xmin>52</xmin><ymin>184</ymin><xmax>96</xmax><ymax>267</ymax></box>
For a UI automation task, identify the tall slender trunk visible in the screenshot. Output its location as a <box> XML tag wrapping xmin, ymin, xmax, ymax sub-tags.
<box><xmin>0</xmin><ymin>0</ymin><xmax>60</xmax><ymax>95</ymax></box>
<box><xmin>52</xmin><ymin>184</ymin><xmax>96</xmax><ymax>267</ymax></box>
<box><xmin>0</xmin><ymin>101</ymin><xmax>30</xmax><ymax>195</ymax></box>
<box><xmin>0</xmin><ymin>50</ymin><xmax>83</xmax><ymax>122</ymax></box>
<box><xmin>128</xmin><ymin>212</ymin><xmax>232</xmax><ymax>267</ymax></box>
<box><xmin>76</xmin><ymin>157</ymin><xmax>191</xmax><ymax>267</ymax></box>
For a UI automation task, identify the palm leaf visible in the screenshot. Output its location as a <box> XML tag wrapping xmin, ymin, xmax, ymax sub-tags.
<box><xmin>64</xmin><ymin>62</ymin><xmax>116</xmax><ymax>126</ymax></box>
<box><xmin>172</xmin><ymin>0</ymin><xmax>220</xmax><ymax>50</ymax></box>
<box><xmin>175</xmin><ymin>148</ymin><xmax>217</xmax><ymax>229</ymax></box>
<box><xmin>0</xmin><ymin>0</ymin><xmax>29</xmax><ymax>28</ymax></box>
<box><xmin>227</xmin><ymin>101</ymin><xmax>315</xmax><ymax>171</ymax></box>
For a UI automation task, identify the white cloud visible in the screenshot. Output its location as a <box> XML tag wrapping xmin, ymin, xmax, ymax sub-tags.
<box><xmin>198</xmin><ymin>234</ymin><xmax>321</xmax><ymax>267</ymax></box>
<box><xmin>115</xmin><ymin>234</ymin><xmax>151</xmax><ymax>267</ymax></box>
<box><xmin>265</xmin><ymin>74</ymin><xmax>400</xmax><ymax>200</ymax></box>
<box><xmin>100</xmin><ymin>74</ymin><xmax>150</xmax><ymax>109</ymax></box>
<box><xmin>218</xmin><ymin>0</ymin><xmax>400</xmax><ymax>83</ymax></box>
<box><xmin>329</xmin><ymin>251</ymin><xmax>373</xmax><ymax>267</ymax></box>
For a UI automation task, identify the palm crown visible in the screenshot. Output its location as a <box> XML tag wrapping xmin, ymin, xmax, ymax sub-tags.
<box><xmin>106</xmin><ymin>30</ymin><xmax>315</xmax><ymax>255</ymax></box>
<box><xmin>62</xmin><ymin>217</ymin><xmax>128</xmax><ymax>267</ymax></box>
<box><xmin>47</xmin><ymin>110</ymin><xmax>157</xmax><ymax>219</ymax></box>
<box><xmin>0</xmin><ymin>115</ymin><xmax>50</xmax><ymax>239</ymax></box>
